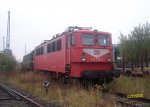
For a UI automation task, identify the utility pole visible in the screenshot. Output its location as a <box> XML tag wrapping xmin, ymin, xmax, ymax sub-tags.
<box><xmin>25</xmin><ymin>44</ymin><xmax>26</xmax><ymax>55</ymax></box>
<box><xmin>3</xmin><ymin>37</ymin><xmax>5</xmax><ymax>52</ymax></box>
<box><xmin>123</xmin><ymin>50</ymin><xmax>125</xmax><ymax>73</ymax></box>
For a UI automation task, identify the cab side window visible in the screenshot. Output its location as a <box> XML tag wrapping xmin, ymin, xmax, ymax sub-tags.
<box><xmin>67</xmin><ymin>33</ymin><xmax>76</xmax><ymax>48</ymax></box>
<box><xmin>57</xmin><ymin>39</ymin><xmax>61</xmax><ymax>51</ymax></box>
<box><xmin>47</xmin><ymin>43</ymin><xmax>51</xmax><ymax>53</ymax></box>
<box><xmin>52</xmin><ymin>41</ymin><xmax>56</xmax><ymax>52</ymax></box>
<box><xmin>67</xmin><ymin>36</ymin><xmax>71</xmax><ymax>48</ymax></box>
<box><xmin>72</xmin><ymin>33</ymin><xmax>76</xmax><ymax>45</ymax></box>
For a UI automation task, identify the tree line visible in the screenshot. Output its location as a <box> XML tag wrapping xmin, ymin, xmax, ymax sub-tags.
<box><xmin>118</xmin><ymin>22</ymin><xmax>150</xmax><ymax>71</ymax></box>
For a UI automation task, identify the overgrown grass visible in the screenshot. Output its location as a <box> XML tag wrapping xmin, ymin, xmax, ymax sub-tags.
<box><xmin>0</xmin><ymin>71</ymin><xmax>116</xmax><ymax>107</ymax></box>
<box><xmin>1</xmin><ymin>71</ymin><xmax>149</xmax><ymax>106</ymax></box>
<box><xmin>107</xmin><ymin>75</ymin><xmax>150</xmax><ymax>98</ymax></box>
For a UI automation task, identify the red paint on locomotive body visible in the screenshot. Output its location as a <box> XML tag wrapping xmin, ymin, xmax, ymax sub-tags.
<box><xmin>34</xmin><ymin>27</ymin><xmax>119</xmax><ymax>80</ymax></box>
<box><xmin>34</xmin><ymin>36</ymin><xmax>66</xmax><ymax>73</ymax></box>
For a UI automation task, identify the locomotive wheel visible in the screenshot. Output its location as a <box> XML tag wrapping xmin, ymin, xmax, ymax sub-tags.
<box><xmin>106</xmin><ymin>77</ymin><xmax>114</xmax><ymax>84</ymax></box>
<box><xmin>64</xmin><ymin>77</ymin><xmax>70</xmax><ymax>84</ymax></box>
<box><xmin>80</xmin><ymin>78</ymin><xmax>91</xmax><ymax>88</ymax></box>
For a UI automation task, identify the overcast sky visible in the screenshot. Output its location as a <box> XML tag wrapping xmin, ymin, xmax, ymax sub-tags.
<box><xmin>0</xmin><ymin>0</ymin><xmax>150</xmax><ymax>61</ymax></box>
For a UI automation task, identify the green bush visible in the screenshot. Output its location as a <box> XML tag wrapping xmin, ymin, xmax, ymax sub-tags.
<box><xmin>0</xmin><ymin>53</ymin><xmax>16</xmax><ymax>71</ymax></box>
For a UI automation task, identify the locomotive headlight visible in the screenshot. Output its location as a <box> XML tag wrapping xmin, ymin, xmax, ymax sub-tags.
<box><xmin>107</xmin><ymin>57</ymin><xmax>111</xmax><ymax>61</ymax></box>
<box><xmin>107</xmin><ymin>53</ymin><xmax>111</xmax><ymax>61</ymax></box>
<box><xmin>82</xmin><ymin>56</ymin><xmax>86</xmax><ymax>61</ymax></box>
<box><xmin>81</xmin><ymin>52</ymin><xmax>86</xmax><ymax>62</ymax></box>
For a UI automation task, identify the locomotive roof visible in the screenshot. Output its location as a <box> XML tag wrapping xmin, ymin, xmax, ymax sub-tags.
<box><xmin>35</xmin><ymin>28</ymin><xmax>111</xmax><ymax>48</ymax></box>
<box><xmin>75</xmin><ymin>29</ymin><xmax>111</xmax><ymax>35</ymax></box>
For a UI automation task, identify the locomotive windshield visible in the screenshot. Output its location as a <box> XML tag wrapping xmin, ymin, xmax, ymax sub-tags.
<box><xmin>97</xmin><ymin>35</ymin><xmax>109</xmax><ymax>46</ymax></box>
<box><xmin>82</xmin><ymin>34</ymin><xmax>95</xmax><ymax>46</ymax></box>
<box><xmin>82</xmin><ymin>33</ymin><xmax>109</xmax><ymax>46</ymax></box>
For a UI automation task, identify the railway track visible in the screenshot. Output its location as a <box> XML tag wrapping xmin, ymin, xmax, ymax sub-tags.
<box><xmin>0</xmin><ymin>83</ymin><xmax>44</xmax><ymax>107</ymax></box>
<box><xmin>115</xmin><ymin>92</ymin><xmax>150</xmax><ymax>107</ymax></box>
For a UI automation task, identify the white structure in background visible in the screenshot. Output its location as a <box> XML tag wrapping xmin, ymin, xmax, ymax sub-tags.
<box><xmin>4</xmin><ymin>11</ymin><xmax>12</xmax><ymax>56</ymax></box>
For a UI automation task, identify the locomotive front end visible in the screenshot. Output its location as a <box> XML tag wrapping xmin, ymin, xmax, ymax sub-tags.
<box><xmin>67</xmin><ymin>29</ymin><xmax>120</xmax><ymax>84</ymax></box>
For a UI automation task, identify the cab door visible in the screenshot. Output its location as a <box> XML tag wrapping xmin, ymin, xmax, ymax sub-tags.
<box><xmin>65</xmin><ymin>33</ymin><xmax>76</xmax><ymax>78</ymax></box>
<box><xmin>66</xmin><ymin>33</ymin><xmax>76</xmax><ymax>64</ymax></box>
<box><xmin>66</xmin><ymin>34</ymin><xmax>71</xmax><ymax>65</ymax></box>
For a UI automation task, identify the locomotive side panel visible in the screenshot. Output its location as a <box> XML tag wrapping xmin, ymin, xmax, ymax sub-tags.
<box><xmin>34</xmin><ymin>36</ymin><xmax>66</xmax><ymax>73</ymax></box>
<box><xmin>46</xmin><ymin>36</ymin><xmax>66</xmax><ymax>73</ymax></box>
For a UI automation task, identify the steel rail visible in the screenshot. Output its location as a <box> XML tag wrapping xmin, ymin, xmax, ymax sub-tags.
<box><xmin>0</xmin><ymin>83</ymin><xmax>20</xmax><ymax>100</ymax></box>
<box><xmin>0</xmin><ymin>97</ymin><xmax>13</xmax><ymax>100</ymax></box>
<box><xmin>0</xmin><ymin>83</ymin><xmax>44</xmax><ymax>107</ymax></box>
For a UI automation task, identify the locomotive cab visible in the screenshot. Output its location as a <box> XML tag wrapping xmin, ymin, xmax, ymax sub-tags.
<box><xmin>66</xmin><ymin>28</ymin><xmax>120</xmax><ymax>84</ymax></box>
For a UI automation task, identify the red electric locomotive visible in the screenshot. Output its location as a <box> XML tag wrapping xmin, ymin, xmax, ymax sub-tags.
<box><xmin>34</xmin><ymin>26</ymin><xmax>120</xmax><ymax>84</ymax></box>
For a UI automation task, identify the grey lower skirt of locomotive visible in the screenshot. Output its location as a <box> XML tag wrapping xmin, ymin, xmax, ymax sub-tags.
<box><xmin>81</xmin><ymin>69</ymin><xmax>120</xmax><ymax>85</ymax></box>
